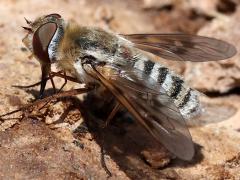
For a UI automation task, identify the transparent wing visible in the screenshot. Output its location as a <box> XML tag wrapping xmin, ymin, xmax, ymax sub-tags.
<box><xmin>186</xmin><ymin>97</ymin><xmax>237</xmax><ymax>127</ymax></box>
<box><xmin>84</xmin><ymin>63</ymin><xmax>194</xmax><ymax>160</ymax></box>
<box><xmin>123</xmin><ymin>34</ymin><xmax>237</xmax><ymax>62</ymax></box>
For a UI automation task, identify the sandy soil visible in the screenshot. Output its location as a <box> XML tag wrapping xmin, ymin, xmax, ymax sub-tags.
<box><xmin>0</xmin><ymin>0</ymin><xmax>240</xmax><ymax>179</ymax></box>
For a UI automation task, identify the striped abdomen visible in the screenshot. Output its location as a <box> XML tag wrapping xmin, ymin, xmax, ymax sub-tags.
<box><xmin>133</xmin><ymin>58</ymin><xmax>201</xmax><ymax>119</ymax></box>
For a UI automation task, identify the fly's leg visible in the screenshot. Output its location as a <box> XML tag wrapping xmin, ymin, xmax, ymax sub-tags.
<box><xmin>1</xmin><ymin>73</ymin><xmax>90</xmax><ymax>120</ymax></box>
<box><xmin>103</xmin><ymin>102</ymin><xmax>121</xmax><ymax>128</ymax></box>
<box><xmin>12</xmin><ymin>71</ymin><xmax>68</xmax><ymax>89</ymax></box>
<box><xmin>13</xmin><ymin>70</ymin><xmax>79</xmax><ymax>99</ymax></box>
<box><xmin>12</xmin><ymin>81</ymin><xmax>43</xmax><ymax>89</ymax></box>
<box><xmin>81</xmin><ymin>55</ymin><xmax>113</xmax><ymax>176</ymax></box>
<box><xmin>56</xmin><ymin>71</ymin><xmax>67</xmax><ymax>93</ymax></box>
<box><xmin>48</xmin><ymin>70</ymin><xmax>69</xmax><ymax>93</ymax></box>
<box><xmin>36</xmin><ymin>70</ymin><xmax>56</xmax><ymax>110</ymax></box>
<box><xmin>81</xmin><ymin>55</ymin><xmax>120</xmax><ymax>127</ymax></box>
<box><xmin>48</xmin><ymin>71</ymin><xmax>56</xmax><ymax>94</ymax></box>
<box><xmin>34</xmin><ymin>71</ymin><xmax>83</xmax><ymax>113</ymax></box>
<box><xmin>50</xmin><ymin>71</ymin><xmax>82</xmax><ymax>93</ymax></box>
<box><xmin>51</xmin><ymin>71</ymin><xmax>80</xmax><ymax>83</ymax></box>
<box><xmin>100</xmin><ymin>135</ymin><xmax>112</xmax><ymax>177</ymax></box>
<box><xmin>0</xmin><ymin>86</ymin><xmax>94</xmax><ymax>120</ymax></box>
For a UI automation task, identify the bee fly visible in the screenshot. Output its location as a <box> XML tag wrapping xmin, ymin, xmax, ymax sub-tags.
<box><xmin>21</xmin><ymin>13</ymin><xmax>237</xmax><ymax>161</ymax></box>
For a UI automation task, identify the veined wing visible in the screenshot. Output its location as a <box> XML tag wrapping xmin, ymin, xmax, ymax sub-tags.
<box><xmin>83</xmin><ymin>63</ymin><xmax>194</xmax><ymax>161</ymax></box>
<box><xmin>123</xmin><ymin>34</ymin><xmax>237</xmax><ymax>62</ymax></box>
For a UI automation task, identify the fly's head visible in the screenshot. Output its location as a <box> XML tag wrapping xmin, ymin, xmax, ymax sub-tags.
<box><xmin>22</xmin><ymin>13</ymin><xmax>65</xmax><ymax>65</ymax></box>
<box><xmin>22</xmin><ymin>13</ymin><xmax>65</xmax><ymax>98</ymax></box>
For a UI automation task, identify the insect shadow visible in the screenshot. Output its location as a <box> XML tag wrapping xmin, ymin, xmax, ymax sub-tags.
<box><xmin>18</xmin><ymin>87</ymin><xmax>204</xmax><ymax>179</ymax></box>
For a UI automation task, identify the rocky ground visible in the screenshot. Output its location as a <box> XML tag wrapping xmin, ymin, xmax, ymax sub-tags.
<box><xmin>0</xmin><ymin>0</ymin><xmax>240</xmax><ymax>179</ymax></box>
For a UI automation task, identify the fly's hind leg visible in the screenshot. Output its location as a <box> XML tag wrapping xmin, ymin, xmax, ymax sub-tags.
<box><xmin>103</xmin><ymin>102</ymin><xmax>121</xmax><ymax>128</ymax></box>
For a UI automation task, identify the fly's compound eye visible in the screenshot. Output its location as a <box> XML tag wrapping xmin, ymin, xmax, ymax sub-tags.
<box><xmin>32</xmin><ymin>22</ymin><xmax>57</xmax><ymax>64</ymax></box>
